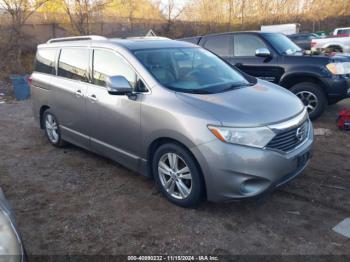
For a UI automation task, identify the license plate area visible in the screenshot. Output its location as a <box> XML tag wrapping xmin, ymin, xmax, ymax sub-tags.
<box><xmin>297</xmin><ymin>151</ymin><xmax>311</xmax><ymax>168</ymax></box>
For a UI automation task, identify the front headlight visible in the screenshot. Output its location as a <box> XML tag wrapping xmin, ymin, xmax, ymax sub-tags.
<box><xmin>0</xmin><ymin>209</ymin><xmax>22</xmax><ymax>262</ymax></box>
<box><xmin>208</xmin><ymin>125</ymin><xmax>275</xmax><ymax>148</ymax></box>
<box><xmin>326</xmin><ymin>62</ymin><xmax>350</xmax><ymax>75</ymax></box>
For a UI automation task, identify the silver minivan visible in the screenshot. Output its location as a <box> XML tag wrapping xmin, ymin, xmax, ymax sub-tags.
<box><xmin>31</xmin><ymin>35</ymin><xmax>313</xmax><ymax>207</ymax></box>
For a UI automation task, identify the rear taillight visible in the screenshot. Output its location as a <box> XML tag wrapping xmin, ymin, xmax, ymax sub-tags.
<box><xmin>27</xmin><ymin>76</ymin><xmax>33</xmax><ymax>85</ymax></box>
<box><xmin>311</xmin><ymin>41</ymin><xmax>316</xmax><ymax>48</ymax></box>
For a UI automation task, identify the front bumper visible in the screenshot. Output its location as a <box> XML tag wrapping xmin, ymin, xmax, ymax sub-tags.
<box><xmin>321</xmin><ymin>76</ymin><xmax>350</xmax><ymax>103</ymax></box>
<box><xmin>192</xmin><ymin>121</ymin><xmax>314</xmax><ymax>202</ymax></box>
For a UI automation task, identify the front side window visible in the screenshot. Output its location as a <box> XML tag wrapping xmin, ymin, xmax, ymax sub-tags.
<box><xmin>93</xmin><ymin>49</ymin><xmax>146</xmax><ymax>91</ymax></box>
<box><xmin>234</xmin><ymin>34</ymin><xmax>267</xmax><ymax>56</ymax></box>
<box><xmin>35</xmin><ymin>48</ymin><xmax>56</xmax><ymax>74</ymax></box>
<box><xmin>58</xmin><ymin>48</ymin><xmax>89</xmax><ymax>82</ymax></box>
<box><xmin>134</xmin><ymin>47</ymin><xmax>252</xmax><ymax>94</ymax></box>
<box><xmin>204</xmin><ymin>35</ymin><xmax>232</xmax><ymax>57</ymax></box>
<box><xmin>263</xmin><ymin>33</ymin><xmax>302</xmax><ymax>55</ymax></box>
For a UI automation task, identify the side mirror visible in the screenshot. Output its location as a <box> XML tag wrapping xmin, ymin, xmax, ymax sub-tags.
<box><xmin>255</xmin><ymin>48</ymin><xmax>271</xmax><ymax>58</ymax></box>
<box><xmin>106</xmin><ymin>76</ymin><xmax>132</xmax><ymax>95</ymax></box>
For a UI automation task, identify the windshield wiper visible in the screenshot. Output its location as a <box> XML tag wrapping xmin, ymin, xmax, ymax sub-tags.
<box><xmin>222</xmin><ymin>82</ymin><xmax>253</xmax><ymax>92</ymax></box>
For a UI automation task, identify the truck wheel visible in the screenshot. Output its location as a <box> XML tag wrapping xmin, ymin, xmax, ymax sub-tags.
<box><xmin>290</xmin><ymin>82</ymin><xmax>327</xmax><ymax>120</ymax></box>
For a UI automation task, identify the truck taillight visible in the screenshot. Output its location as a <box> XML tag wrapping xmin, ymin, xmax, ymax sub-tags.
<box><xmin>27</xmin><ymin>76</ymin><xmax>33</xmax><ymax>85</ymax></box>
<box><xmin>311</xmin><ymin>41</ymin><xmax>316</xmax><ymax>47</ymax></box>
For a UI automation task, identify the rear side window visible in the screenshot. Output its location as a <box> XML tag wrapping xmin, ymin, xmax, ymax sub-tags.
<box><xmin>58</xmin><ymin>48</ymin><xmax>89</xmax><ymax>82</ymax></box>
<box><xmin>338</xmin><ymin>29</ymin><xmax>350</xmax><ymax>35</ymax></box>
<box><xmin>234</xmin><ymin>34</ymin><xmax>267</xmax><ymax>56</ymax></box>
<box><xmin>93</xmin><ymin>49</ymin><xmax>143</xmax><ymax>90</ymax></box>
<box><xmin>203</xmin><ymin>35</ymin><xmax>232</xmax><ymax>57</ymax></box>
<box><xmin>35</xmin><ymin>49</ymin><xmax>56</xmax><ymax>74</ymax></box>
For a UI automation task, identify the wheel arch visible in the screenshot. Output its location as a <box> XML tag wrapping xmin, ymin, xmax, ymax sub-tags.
<box><xmin>280</xmin><ymin>74</ymin><xmax>328</xmax><ymax>100</ymax></box>
<box><xmin>324</xmin><ymin>44</ymin><xmax>344</xmax><ymax>52</ymax></box>
<box><xmin>39</xmin><ymin>105</ymin><xmax>50</xmax><ymax>129</ymax></box>
<box><xmin>146</xmin><ymin>137</ymin><xmax>207</xmax><ymax>198</ymax></box>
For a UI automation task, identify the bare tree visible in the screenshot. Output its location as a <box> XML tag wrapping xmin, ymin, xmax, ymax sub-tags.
<box><xmin>0</xmin><ymin>0</ymin><xmax>49</xmax><ymax>70</ymax></box>
<box><xmin>63</xmin><ymin>0</ymin><xmax>109</xmax><ymax>35</ymax></box>
<box><xmin>162</xmin><ymin>0</ymin><xmax>186</xmax><ymax>34</ymax></box>
<box><xmin>119</xmin><ymin>0</ymin><xmax>136</xmax><ymax>30</ymax></box>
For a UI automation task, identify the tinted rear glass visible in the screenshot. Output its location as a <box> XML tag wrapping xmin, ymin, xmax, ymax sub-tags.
<box><xmin>58</xmin><ymin>48</ymin><xmax>89</xmax><ymax>82</ymax></box>
<box><xmin>35</xmin><ymin>49</ymin><xmax>56</xmax><ymax>74</ymax></box>
<box><xmin>338</xmin><ymin>29</ymin><xmax>350</xmax><ymax>35</ymax></box>
<box><xmin>204</xmin><ymin>35</ymin><xmax>232</xmax><ymax>57</ymax></box>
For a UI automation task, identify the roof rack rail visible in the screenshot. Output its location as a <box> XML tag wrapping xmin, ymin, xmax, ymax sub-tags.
<box><xmin>47</xmin><ymin>35</ymin><xmax>107</xmax><ymax>44</ymax></box>
<box><xmin>126</xmin><ymin>36</ymin><xmax>171</xmax><ymax>40</ymax></box>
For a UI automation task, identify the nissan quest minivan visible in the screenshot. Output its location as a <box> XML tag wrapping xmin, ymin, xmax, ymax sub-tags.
<box><xmin>31</xmin><ymin>36</ymin><xmax>313</xmax><ymax>207</ymax></box>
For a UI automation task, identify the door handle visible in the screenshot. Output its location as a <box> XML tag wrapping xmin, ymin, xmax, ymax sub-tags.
<box><xmin>89</xmin><ymin>94</ymin><xmax>98</xmax><ymax>102</ymax></box>
<box><xmin>75</xmin><ymin>89</ymin><xmax>83</xmax><ymax>97</ymax></box>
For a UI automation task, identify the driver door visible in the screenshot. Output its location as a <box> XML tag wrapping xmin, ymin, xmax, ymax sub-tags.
<box><xmin>227</xmin><ymin>34</ymin><xmax>283</xmax><ymax>84</ymax></box>
<box><xmin>86</xmin><ymin>49</ymin><xmax>145</xmax><ymax>172</ymax></box>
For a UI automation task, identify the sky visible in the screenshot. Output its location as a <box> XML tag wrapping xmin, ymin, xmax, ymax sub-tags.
<box><xmin>160</xmin><ymin>0</ymin><xmax>190</xmax><ymax>9</ymax></box>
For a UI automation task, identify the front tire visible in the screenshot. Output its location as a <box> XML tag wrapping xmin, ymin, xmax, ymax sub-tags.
<box><xmin>152</xmin><ymin>143</ymin><xmax>204</xmax><ymax>207</ymax></box>
<box><xmin>290</xmin><ymin>82</ymin><xmax>327</xmax><ymax>120</ymax></box>
<box><xmin>43</xmin><ymin>110</ymin><xmax>66</xmax><ymax>147</ymax></box>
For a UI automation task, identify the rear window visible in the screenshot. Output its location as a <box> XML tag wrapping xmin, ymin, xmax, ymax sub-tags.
<box><xmin>58</xmin><ymin>48</ymin><xmax>89</xmax><ymax>82</ymax></box>
<box><xmin>338</xmin><ymin>29</ymin><xmax>350</xmax><ymax>35</ymax></box>
<box><xmin>35</xmin><ymin>49</ymin><xmax>56</xmax><ymax>74</ymax></box>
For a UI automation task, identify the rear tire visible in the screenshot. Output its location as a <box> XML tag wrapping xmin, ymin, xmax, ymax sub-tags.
<box><xmin>290</xmin><ymin>82</ymin><xmax>327</xmax><ymax>120</ymax></box>
<box><xmin>43</xmin><ymin>110</ymin><xmax>67</xmax><ymax>147</ymax></box>
<box><xmin>152</xmin><ymin>143</ymin><xmax>204</xmax><ymax>207</ymax></box>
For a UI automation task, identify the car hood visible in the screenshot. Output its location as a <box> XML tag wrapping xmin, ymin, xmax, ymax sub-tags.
<box><xmin>176</xmin><ymin>80</ymin><xmax>305</xmax><ymax>127</ymax></box>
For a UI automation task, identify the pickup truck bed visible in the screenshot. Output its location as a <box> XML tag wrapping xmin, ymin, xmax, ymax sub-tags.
<box><xmin>311</xmin><ymin>36</ymin><xmax>350</xmax><ymax>53</ymax></box>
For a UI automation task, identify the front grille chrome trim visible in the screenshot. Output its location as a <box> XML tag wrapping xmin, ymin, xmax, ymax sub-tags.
<box><xmin>265</xmin><ymin>109</ymin><xmax>310</xmax><ymax>154</ymax></box>
<box><xmin>268</xmin><ymin>108</ymin><xmax>308</xmax><ymax>133</ymax></box>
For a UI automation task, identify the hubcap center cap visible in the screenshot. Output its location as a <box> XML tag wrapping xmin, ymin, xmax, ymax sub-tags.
<box><xmin>170</xmin><ymin>171</ymin><xmax>177</xmax><ymax>179</ymax></box>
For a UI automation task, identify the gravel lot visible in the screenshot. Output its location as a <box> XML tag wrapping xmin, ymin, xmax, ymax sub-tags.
<box><xmin>0</xmin><ymin>98</ymin><xmax>350</xmax><ymax>256</ymax></box>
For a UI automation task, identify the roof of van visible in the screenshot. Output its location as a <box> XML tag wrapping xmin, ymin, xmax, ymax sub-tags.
<box><xmin>110</xmin><ymin>38</ymin><xmax>197</xmax><ymax>50</ymax></box>
<box><xmin>40</xmin><ymin>36</ymin><xmax>197</xmax><ymax>50</ymax></box>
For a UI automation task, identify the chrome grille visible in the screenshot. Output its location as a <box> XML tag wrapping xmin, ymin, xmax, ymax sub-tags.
<box><xmin>266</xmin><ymin>121</ymin><xmax>309</xmax><ymax>153</ymax></box>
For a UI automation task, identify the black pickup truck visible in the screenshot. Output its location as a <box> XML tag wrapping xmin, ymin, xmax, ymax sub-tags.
<box><xmin>179</xmin><ymin>32</ymin><xmax>350</xmax><ymax>119</ymax></box>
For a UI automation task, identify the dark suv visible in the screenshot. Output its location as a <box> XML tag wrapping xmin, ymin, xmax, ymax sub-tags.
<box><xmin>288</xmin><ymin>33</ymin><xmax>318</xmax><ymax>50</ymax></box>
<box><xmin>179</xmin><ymin>32</ymin><xmax>350</xmax><ymax>119</ymax></box>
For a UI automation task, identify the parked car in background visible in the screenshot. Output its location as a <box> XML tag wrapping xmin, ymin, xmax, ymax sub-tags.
<box><xmin>261</xmin><ymin>23</ymin><xmax>300</xmax><ymax>35</ymax></box>
<box><xmin>311</xmin><ymin>34</ymin><xmax>350</xmax><ymax>53</ymax></box>
<box><xmin>288</xmin><ymin>33</ymin><xmax>319</xmax><ymax>50</ymax></box>
<box><xmin>332</xmin><ymin>27</ymin><xmax>350</xmax><ymax>37</ymax></box>
<box><xmin>315</xmin><ymin>31</ymin><xmax>328</xmax><ymax>38</ymax></box>
<box><xmin>31</xmin><ymin>36</ymin><xmax>313</xmax><ymax>207</ymax></box>
<box><xmin>179</xmin><ymin>31</ymin><xmax>350</xmax><ymax>119</ymax></box>
<box><xmin>0</xmin><ymin>187</ymin><xmax>26</xmax><ymax>262</ymax></box>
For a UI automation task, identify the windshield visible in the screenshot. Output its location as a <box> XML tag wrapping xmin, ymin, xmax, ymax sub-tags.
<box><xmin>134</xmin><ymin>47</ymin><xmax>251</xmax><ymax>94</ymax></box>
<box><xmin>264</xmin><ymin>33</ymin><xmax>302</xmax><ymax>54</ymax></box>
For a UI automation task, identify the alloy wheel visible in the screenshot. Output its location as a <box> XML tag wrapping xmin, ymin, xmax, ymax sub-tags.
<box><xmin>296</xmin><ymin>91</ymin><xmax>319</xmax><ymax>114</ymax></box>
<box><xmin>45</xmin><ymin>114</ymin><xmax>59</xmax><ymax>144</ymax></box>
<box><xmin>158</xmin><ymin>153</ymin><xmax>192</xmax><ymax>200</ymax></box>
